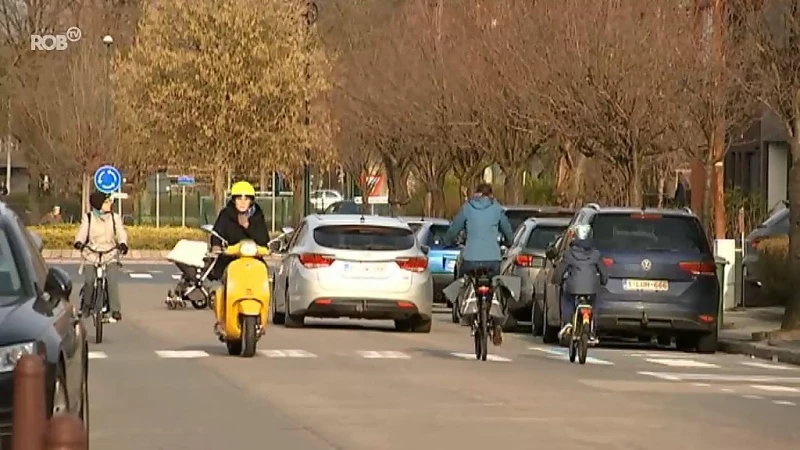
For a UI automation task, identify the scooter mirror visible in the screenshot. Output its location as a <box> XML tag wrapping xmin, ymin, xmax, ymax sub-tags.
<box><xmin>200</xmin><ymin>224</ymin><xmax>214</xmax><ymax>233</ymax></box>
<box><xmin>200</xmin><ymin>224</ymin><xmax>228</xmax><ymax>246</ymax></box>
<box><xmin>281</xmin><ymin>226</ymin><xmax>294</xmax><ymax>234</ymax></box>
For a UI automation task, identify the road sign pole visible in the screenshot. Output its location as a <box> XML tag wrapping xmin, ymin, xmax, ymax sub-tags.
<box><xmin>155</xmin><ymin>172</ymin><xmax>160</xmax><ymax>228</ymax></box>
<box><xmin>271</xmin><ymin>171</ymin><xmax>277</xmax><ymax>233</ymax></box>
<box><xmin>181</xmin><ymin>185</ymin><xmax>186</xmax><ymax>227</ymax></box>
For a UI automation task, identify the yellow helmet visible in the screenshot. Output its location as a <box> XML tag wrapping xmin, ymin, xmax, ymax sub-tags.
<box><xmin>230</xmin><ymin>181</ymin><xmax>256</xmax><ymax>197</ymax></box>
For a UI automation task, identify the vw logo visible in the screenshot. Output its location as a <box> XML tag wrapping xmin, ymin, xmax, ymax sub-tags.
<box><xmin>641</xmin><ymin>259</ymin><xmax>652</xmax><ymax>271</ymax></box>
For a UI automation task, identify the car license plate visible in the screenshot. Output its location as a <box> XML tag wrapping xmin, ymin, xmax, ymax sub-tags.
<box><xmin>623</xmin><ymin>279</ymin><xmax>669</xmax><ymax>292</ymax></box>
<box><xmin>445</xmin><ymin>259</ymin><xmax>456</xmax><ymax>271</ymax></box>
<box><xmin>342</xmin><ymin>263</ymin><xmax>387</xmax><ymax>278</ymax></box>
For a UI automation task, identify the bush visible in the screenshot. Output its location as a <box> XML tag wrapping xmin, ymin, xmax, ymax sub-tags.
<box><xmin>756</xmin><ymin>236</ymin><xmax>791</xmax><ymax>304</ymax></box>
<box><xmin>29</xmin><ymin>225</ymin><xmax>209</xmax><ymax>250</ymax></box>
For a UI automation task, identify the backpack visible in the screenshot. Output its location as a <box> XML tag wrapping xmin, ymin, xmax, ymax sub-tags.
<box><xmin>84</xmin><ymin>212</ymin><xmax>118</xmax><ymax>246</ymax></box>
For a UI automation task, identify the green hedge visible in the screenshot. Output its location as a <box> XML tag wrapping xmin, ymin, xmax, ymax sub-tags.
<box><xmin>28</xmin><ymin>225</ymin><xmax>208</xmax><ymax>250</ymax></box>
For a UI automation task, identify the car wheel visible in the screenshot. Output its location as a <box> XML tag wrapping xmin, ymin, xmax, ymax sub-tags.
<box><xmin>542</xmin><ymin>292</ymin><xmax>559</xmax><ymax>344</ymax></box>
<box><xmin>656</xmin><ymin>335</ymin><xmax>672</xmax><ymax>347</ymax></box>
<box><xmin>284</xmin><ymin>289</ymin><xmax>304</xmax><ymax>328</ymax></box>
<box><xmin>52</xmin><ymin>367</ymin><xmax>69</xmax><ymax>416</ymax></box>
<box><xmin>272</xmin><ymin>282</ymin><xmax>286</xmax><ymax>325</ymax></box>
<box><xmin>531</xmin><ymin>299</ymin><xmax>544</xmax><ymax>336</ymax></box>
<box><xmin>396</xmin><ymin>315</ymin><xmax>432</xmax><ymax>333</ymax></box>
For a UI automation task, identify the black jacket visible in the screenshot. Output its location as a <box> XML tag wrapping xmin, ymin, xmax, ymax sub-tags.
<box><xmin>211</xmin><ymin>201</ymin><xmax>269</xmax><ymax>248</ymax></box>
<box><xmin>552</xmin><ymin>237</ymin><xmax>609</xmax><ymax>295</ymax></box>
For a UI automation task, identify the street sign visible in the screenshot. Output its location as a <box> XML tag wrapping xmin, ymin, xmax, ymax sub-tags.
<box><xmin>177</xmin><ymin>175</ymin><xmax>195</xmax><ymax>186</ymax></box>
<box><xmin>93</xmin><ymin>165</ymin><xmax>122</xmax><ymax>194</ymax></box>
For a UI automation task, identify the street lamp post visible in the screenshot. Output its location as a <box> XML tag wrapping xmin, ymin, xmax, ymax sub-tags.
<box><xmin>302</xmin><ymin>1</ymin><xmax>318</xmax><ymax>218</ymax></box>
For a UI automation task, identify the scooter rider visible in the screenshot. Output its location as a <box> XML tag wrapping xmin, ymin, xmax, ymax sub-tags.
<box><xmin>552</xmin><ymin>224</ymin><xmax>608</xmax><ymax>341</ymax></box>
<box><xmin>209</xmin><ymin>181</ymin><xmax>269</xmax><ymax>281</ymax></box>
<box><xmin>73</xmin><ymin>191</ymin><xmax>129</xmax><ymax>321</ymax></box>
<box><xmin>444</xmin><ymin>182</ymin><xmax>515</xmax><ymax>346</ymax></box>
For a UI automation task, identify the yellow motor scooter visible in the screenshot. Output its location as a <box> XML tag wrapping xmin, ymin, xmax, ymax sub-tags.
<box><xmin>201</xmin><ymin>225</ymin><xmax>271</xmax><ymax>357</ymax></box>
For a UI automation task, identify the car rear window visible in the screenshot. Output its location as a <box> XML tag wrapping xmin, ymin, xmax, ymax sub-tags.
<box><xmin>526</xmin><ymin>225</ymin><xmax>566</xmax><ymax>250</ymax></box>
<box><xmin>760</xmin><ymin>208</ymin><xmax>788</xmax><ymax>227</ymax></box>
<box><xmin>426</xmin><ymin>224</ymin><xmax>451</xmax><ymax>247</ymax></box>
<box><xmin>590</xmin><ymin>213</ymin><xmax>711</xmax><ymax>254</ymax></box>
<box><xmin>506</xmin><ymin>209</ymin><xmax>573</xmax><ymax>232</ymax></box>
<box><xmin>0</xmin><ymin>228</ymin><xmax>24</xmax><ymax>301</ymax></box>
<box><xmin>313</xmin><ymin>225</ymin><xmax>415</xmax><ymax>251</ymax></box>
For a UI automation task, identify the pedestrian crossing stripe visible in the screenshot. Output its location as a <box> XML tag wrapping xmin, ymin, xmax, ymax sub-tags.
<box><xmin>528</xmin><ymin>346</ymin><xmax>614</xmax><ymax>365</ymax></box>
<box><xmin>638</xmin><ymin>371</ymin><xmax>800</xmax><ymax>383</ymax></box>
<box><xmin>357</xmin><ymin>351</ymin><xmax>410</xmax><ymax>359</ymax></box>
<box><xmin>88</xmin><ymin>351</ymin><xmax>107</xmax><ymax>359</ymax></box>
<box><xmin>741</xmin><ymin>361</ymin><xmax>798</xmax><ymax>371</ymax></box>
<box><xmin>171</xmin><ymin>274</ymin><xmax>182</xmax><ymax>280</ymax></box>
<box><xmin>259</xmin><ymin>349</ymin><xmax>317</xmax><ymax>358</ymax></box>
<box><xmin>644</xmin><ymin>358</ymin><xmax>720</xmax><ymax>369</ymax></box>
<box><xmin>155</xmin><ymin>350</ymin><xmax>209</xmax><ymax>358</ymax></box>
<box><xmin>450</xmin><ymin>352</ymin><xmax>511</xmax><ymax>362</ymax></box>
<box><xmin>129</xmin><ymin>273</ymin><xmax>153</xmax><ymax>279</ymax></box>
<box><xmin>750</xmin><ymin>384</ymin><xmax>800</xmax><ymax>393</ymax></box>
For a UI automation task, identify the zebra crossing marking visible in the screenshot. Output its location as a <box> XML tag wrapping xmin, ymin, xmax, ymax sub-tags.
<box><xmin>171</xmin><ymin>274</ymin><xmax>182</xmax><ymax>280</ymax></box>
<box><xmin>638</xmin><ymin>372</ymin><xmax>800</xmax><ymax>383</ymax></box>
<box><xmin>644</xmin><ymin>358</ymin><xmax>719</xmax><ymax>369</ymax></box>
<box><xmin>88</xmin><ymin>351</ymin><xmax>107</xmax><ymax>359</ymax></box>
<box><xmin>750</xmin><ymin>384</ymin><xmax>800</xmax><ymax>393</ymax></box>
<box><xmin>528</xmin><ymin>346</ymin><xmax>613</xmax><ymax>365</ymax></box>
<box><xmin>741</xmin><ymin>361</ymin><xmax>798</xmax><ymax>371</ymax></box>
<box><xmin>129</xmin><ymin>273</ymin><xmax>153</xmax><ymax>279</ymax></box>
<box><xmin>155</xmin><ymin>350</ymin><xmax>209</xmax><ymax>358</ymax></box>
<box><xmin>259</xmin><ymin>349</ymin><xmax>317</xmax><ymax>358</ymax></box>
<box><xmin>357</xmin><ymin>351</ymin><xmax>410</xmax><ymax>359</ymax></box>
<box><xmin>450</xmin><ymin>352</ymin><xmax>512</xmax><ymax>362</ymax></box>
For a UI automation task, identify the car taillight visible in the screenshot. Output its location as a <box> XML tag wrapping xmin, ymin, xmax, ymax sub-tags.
<box><xmin>476</xmin><ymin>285</ymin><xmax>491</xmax><ymax>295</ymax></box>
<box><xmin>602</xmin><ymin>257</ymin><xmax>614</xmax><ymax>267</ymax></box>
<box><xmin>679</xmin><ymin>261</ymin><xmax>716</xmax><ymax>276</ymax></box>
<box><xmin>299</xmin><ymin>253</ymin><xmax>335</xmax><ymax>268</ymax></box>
<box><xmin>396</xmin><ymin>257</ymin><xmax>428</xmax><ymax>272</ymax></box>
<box><xmin>515</xmin><ymin>254</ymin><xmax>543</xmax><ymax>267</ymax></box>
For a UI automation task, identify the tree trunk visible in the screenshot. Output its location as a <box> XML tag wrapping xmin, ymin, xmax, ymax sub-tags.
<box><xmin>626</xmin><ymin>154</ymin><xmax>642</xmax><ymax>207</ymax></box>
<box><xmin>702</xmin><ymin>159</ymin><xmax>713</xmax><ymax>235</ymax></box>
<box><xmin>784</xmin><ymin>124</ymin><xmax>800</xmax><ymax>331</ymax></box>
<box><xmin>212</xmin><ymin>164</ymin><xmax>226</xmax><ymax>214</ymax></box>
<box><xmin>291</xmin><ymin>171</ymin><xmax>305</xmax><ymax>225</ymax></box>
<box><xmin>567</xmin><ymin>153</ymin><xmax>588</xmax><ymax>207</ymax></box>
<box><xmin>503</xmin><ymin>168</ymin><xmax>525</xmax><ymax>205</ymax></box>
<box><xmin>81</xmin><ymin>173</ymin><xmax>90</xmax><ymax>214</ymax></box>
<box><xmin>713</xmin><ymin>161</ymin><xmax>726</xmax><ymax>238</ymax></box>
<box><xmin>386</xmin><ymin>166</ymin><xmax>409</xmax><ymax>216</ymax></box>
<box><xmin>657</xmin><ymin>171</ymin><xmax>666</xmax><ymax>207</ymax></box>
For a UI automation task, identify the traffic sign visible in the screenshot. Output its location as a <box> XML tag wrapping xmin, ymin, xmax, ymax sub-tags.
<box><xmin>176</xmin><ymin>175</ymin><xmax>195</xmax><ymax>186</ymax></box>
<box><xmin>93</xmin><ymin>165</ymin><xmax>122</xmax><ymax>194</ymax></box>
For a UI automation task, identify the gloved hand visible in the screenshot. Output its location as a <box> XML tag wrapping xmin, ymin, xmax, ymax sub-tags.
<box><xmin>73</xmin><ymin>242</ymin><xmax>83</xmax><ymax>250</ymax></box>
<box><xmin>211</xmin><ymin>245</ymin><xmax>222</xmax><ymax>254</ymax></box>
<box><xmin>117</xmin><ymin>243</ymin><xmax>129</xmax><ymax>255</ymax></box>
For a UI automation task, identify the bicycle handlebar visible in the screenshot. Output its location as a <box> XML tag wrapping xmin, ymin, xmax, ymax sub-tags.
<box><xmin>81</xmin><ymin>245</ymin><xmax>123</xmax><ymax>265</ymax></box>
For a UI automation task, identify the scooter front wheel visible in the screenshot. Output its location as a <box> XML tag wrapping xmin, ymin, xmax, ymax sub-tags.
<box><xmin>241</xmin><ymin>316</ymin><xmax>258</xmax><ymax>358</ymax></box>
<box><xmin>190</xmin><ymin>299</ymin><xmax>207</xmax><ymax>309</ymax></box>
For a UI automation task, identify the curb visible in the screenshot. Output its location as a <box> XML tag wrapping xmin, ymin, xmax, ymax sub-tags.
<box><xmin>718</xmin><ymin>339</ymin><xmax>800</xmax><ymax>366</ymax></box>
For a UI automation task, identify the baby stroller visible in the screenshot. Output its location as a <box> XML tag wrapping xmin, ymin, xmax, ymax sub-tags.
<box><xmin>165</xmin><ymin>239</ymin><xmax>217</xmax><ymax>310</ymax></box>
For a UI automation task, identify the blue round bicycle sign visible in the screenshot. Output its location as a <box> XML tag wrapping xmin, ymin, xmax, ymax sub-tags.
<box><xmin>93</xmin><ymin>165</ymin><xmax>122</xmax><ymax>194</ymax></box>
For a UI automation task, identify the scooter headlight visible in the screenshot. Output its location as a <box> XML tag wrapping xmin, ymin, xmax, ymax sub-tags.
<box><xmin>240</xmin><ymin>240</ymin><xmax>258</xmax><ymax>257</ymax></box>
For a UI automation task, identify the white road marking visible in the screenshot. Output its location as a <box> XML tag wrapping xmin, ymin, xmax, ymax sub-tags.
<box><xmin>155</xmin><ymin>350</ymin><xmax>209</xmax><ymax>358</ymax></box>
<box><xmin>750</xmin><ymin>384</ymin><xmax>800</xmax><ymax>393</ymax></box>
<box><xmin>259</xmin><ymin>349</ymin><xmax>317</xmax><ymax>358</ymax></box>
<box><xmin>720</xmin><ymin>388</ymin><xmax>735</xmax><ymax>393</ymax></box>
<box><xmin>645</xmin><ymin>358</ymin><xmax>720</xmax><ymax>368</ymax></box>
<box><xmin>638</xmin><ymin>372</ymin><xmax>800</xmax><ymax>383</ymax></box>
<box><xmin>450</xmin><ymin>352</ymin><xmax>512</xmax><ymax>362</ymax></box>
<box><xmin>772</xmin><ymin>400</ymin><xmax>796</xmax><ymax>406</ymax></box>
<box><xmin>741</xmin><ymin>361</ymin><xmax>798</xmax><ymax>371</ymax></box>
<box><xmin>529</xmin><ymin>347</ymin><xmax>613</xmax><ymax>365</ymax></box>
<box><xmin>691</xmin><ymin>383</ymin><xmax>710</xmax><ymax>387</ymax></box>
<box><xmin>88</xmin><ymin>351</ymin><xmax>107</xmax><ymax>359</ymax></box>
<box><xmin>742</xmin><ymin>395</ymin><xmax>764</xmax><ymax>400</ymax></box>
<box><xmin>129</xmin><ymin>273</ymin><xmax>153</xmax><ymax>279</ymax></box>
<box><xmin>357</xmin><ymin>351</ymin><xmax>410</xmax><ymax>359</ymax></box>
<box><xmin>171</xmin><ymin>274</ymin><xmax>182</xmax><ymax>280</ymax></box>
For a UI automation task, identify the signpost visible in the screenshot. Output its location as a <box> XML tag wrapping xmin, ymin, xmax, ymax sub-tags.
<box><xmin>93</xmin><ymin>165</ymin><xmax>121</xmax><ymax>194</ymax></box>
<box><xmin>176</xmin><ymin>175</ymin><xmax>195</xmax><ymax>227</ymax></box>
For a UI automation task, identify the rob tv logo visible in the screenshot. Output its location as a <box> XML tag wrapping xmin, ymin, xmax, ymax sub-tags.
<box><xmin>31</xmin><ymin>27</ymin><xmax>82</xmax><ymax>51</ymax></box>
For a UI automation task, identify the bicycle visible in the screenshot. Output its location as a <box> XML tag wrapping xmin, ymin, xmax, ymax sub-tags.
<box><xmin>568</xmin><ymin>294</ymin><xmax>594</xmax><ymax>364</ymax></box>
<box><xmin>465</xmin><ymin>268</ymin><xmax>496</xmax><ymax>362</ymax></box>
<box><xmin>79</xmin><ymin>245</ymin><xmax>122</xmax><ymax>344</ymax></box>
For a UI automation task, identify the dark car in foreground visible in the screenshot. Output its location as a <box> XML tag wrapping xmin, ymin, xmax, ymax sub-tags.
<box><xmin>499</xmin><ymin>217</ymin><xmax>570</xmax><ymax>332</ymax></box>
<box><xmin>405</xmin><ymin>218</ymin><xmax>459</xmax><ymax>303</ymax></box>
<box><xmin>540</xmin><ymin>204</ymin><xmax>719</xmax><ymax>352</ymax></box>
<box><xmin>742</xmin><ymin>202</ymin><xmax>788</xmax><ymax>294</ymax></box>
<box><xmin>0</xmin><ymin>201</ymin><xmax>88</xmax><ymax>445</ymax></box>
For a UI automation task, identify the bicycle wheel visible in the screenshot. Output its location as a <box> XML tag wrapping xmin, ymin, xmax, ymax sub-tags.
<box><xmin>568</xmin><ymin>326</ymin><xmax>578</xmax><ymax>363</ymax></box>
<box><xmin>479</xmin><ymin>304</ymin><xmax>488</xmax><ymax>361</ymax></box>
<box><xmin>93</xmin><ymin>289</ymin><xmax>103</xmax><ymax>344</ymax></box>
<box><xmin>578</xmin><ymin>323</ymin><xmax>589</xmax><ymax>364</ymax></box>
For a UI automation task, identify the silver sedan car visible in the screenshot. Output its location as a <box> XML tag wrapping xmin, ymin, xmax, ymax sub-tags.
<box><xmin>271</xmin><ymin>214</ymin><xmax>434</xmax><ymax>332</ymax></box>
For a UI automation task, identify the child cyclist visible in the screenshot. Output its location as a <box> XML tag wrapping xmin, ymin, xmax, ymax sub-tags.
<box><xmin>552</xmin><ymin>224</ymin><xmax>608</xmax><ymax>342</ymax></box>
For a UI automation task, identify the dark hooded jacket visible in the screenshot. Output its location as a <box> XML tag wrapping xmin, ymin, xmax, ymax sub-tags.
<box><xmin>445</xmin><ymin>196</ymin><xmax>514</xmax><ymax>262</ymax></box>
<box><xmin>210</xmin><ymin>201</ymin><xmax>269</xmax><ymax>279</ymax></box>
<box><xmin>552</xmin><ymin>237</ymin><xmax>609</xmax><ymax>295</ymax></box>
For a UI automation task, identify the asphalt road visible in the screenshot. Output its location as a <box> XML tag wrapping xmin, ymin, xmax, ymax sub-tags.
<box><xmin>54</xmin><ymin>262</ymin><xmax>800</xmax><ymax>449</ymax></box>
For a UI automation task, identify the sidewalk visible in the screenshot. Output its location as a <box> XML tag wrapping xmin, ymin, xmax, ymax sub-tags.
<box><xmin>719</xmin><ymin>306</ymin><xmax>800</xmax><ymax>365</ymax></box>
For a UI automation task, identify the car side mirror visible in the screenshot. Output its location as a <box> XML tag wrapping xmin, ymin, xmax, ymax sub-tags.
<box><xmin>44</xmin><ymin>267</ymin><xmax>72</xmax><ymax>299</ymax></box>
<box><xmin>545</xmin><ymin>246</ymin><xmax>557</xmax><ymax>261</ymax></box>
<box><xmin>420</xmin><ymin>245</ymin><xmax>430</xmax><ymax>255</ymax></box>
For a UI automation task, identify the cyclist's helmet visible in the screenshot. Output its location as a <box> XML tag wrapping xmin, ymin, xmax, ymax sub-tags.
<box><xmin>230</xmin><ymin>181</ymin><xmax>256</xmax><ymax>199</ymax></box>
<box><xmin>575</xmin><ymin>224</ymin><xmax>592</xmax><ymax>240</ymax></box>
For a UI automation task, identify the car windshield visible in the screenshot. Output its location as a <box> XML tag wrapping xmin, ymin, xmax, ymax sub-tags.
<box><xmin>0</xmin><ymin>227</ymin><xmax>24</xmax><ymax>303</ymax></box>
<box><xmin>526</xmin><ymin>225</ymin><xmax>567</xmax><ymax>250</ymax></box>
<box><xmin>425</xmin><ymin>224</ymin><xmax>452</xmax><ymax>248</ymax></box>
<box><xmin>314</xmin><ymin>225</ymin><xmax>416</xmax><ymax>251</ymax></box>
<box><xmin>591</xmin><ymin>213</ymin><xmax>710</xmax><ymax>254</ymax></box>
<box><xmin>505</xmin><ymin>211</ymin><xmax>534</xmax><ymax>232</ymax></box>
<box><xmin>505</xmin><ymin>209</ymin><xmax>573</xmax><ymax>232</ymax></box>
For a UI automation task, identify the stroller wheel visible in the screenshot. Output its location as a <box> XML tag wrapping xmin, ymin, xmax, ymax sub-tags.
<box><xmin>191</xmin><ymin>300</ymin><xmax>207</xmax><ymax>309</ymax></box>
<box><xmin>166</xmin><ymin>300</ymin><xmax>177</xmax><ymax>310</ymax></box>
